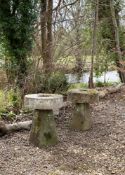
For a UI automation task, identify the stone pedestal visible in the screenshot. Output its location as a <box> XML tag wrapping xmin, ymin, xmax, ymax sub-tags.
<box><xmin>68</xmin><ymin>89</ymin><xmax>99</xmax><ymax>131</ymax></box>
<box><xmin>24</xmin><ymin>93</ymin><xmax>63</xmax><ymax>147</ymax></box>
<box><xmin>71</xmin><ymin>103</ymin><xmax>91</xmax><ymax>131</ymax></box>
<box><xmin>29</xmin><ymin>110</ymin><xmax>57</xmax><ymax>147</ymax></box>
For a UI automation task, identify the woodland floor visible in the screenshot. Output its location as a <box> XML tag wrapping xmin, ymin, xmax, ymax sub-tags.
<box><xmin>0</xmin><ymin>89</ymin><xmax>125</xmax><ymax>175</ymax></box>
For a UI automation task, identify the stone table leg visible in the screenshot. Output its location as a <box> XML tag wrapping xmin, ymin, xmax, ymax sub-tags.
<box><xmin>29</xmin><ymin>109</ymin><xmax>58</xmax><ymax>148</ymax></box>
<box><xmin>71</xmin><ymin>103</ymin><xmax>92</xmax><ymax>131</ymax></box>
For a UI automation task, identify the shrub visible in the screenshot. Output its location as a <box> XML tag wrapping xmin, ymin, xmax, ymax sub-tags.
<box><xmin>39</xmin><ymin>72</ymin><xmax>69</xmax><ymax>94</ymax></box>
<box><xmin>69</xmin><ymin>83</ymin><xmax>88</xmax><ymax>90</ymax></box>
<box><xmin>0</xmin><ymin>88</ymin><xmax>22</xmax><ymax>120</ymax></box>
<box><xmin>95</xmin><ymin>81</ymin><xmax>114</xmax><ymax>87</ymax></box>
<box><xmin>7</xmin><ymin>88</ymin><xmax>22</xmax><ymax>111</ymax></box>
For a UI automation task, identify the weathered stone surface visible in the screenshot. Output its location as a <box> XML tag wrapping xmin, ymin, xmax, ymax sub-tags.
<box><xmin>24</xmin><ymin>93</ymin><xmax>63</xmax><ymax>147</ymax></box>
<box><xmin>68</xmin><ymin>89</ymin><xmax>99</xmax><ymax>131</ymax></box>
<box><xmin>68</xmin><ymin>89</ymin><xmax>99</xmax><ymax>104</ymax></box>
<box><xmin>29</xmin><ymin>110</ymin><xmax>57</xmax><ymax>147</ymax></box>
<box><xmin>24</xmin><ymin>93</ymin><xmax>63</xmax><ymax>111</ymax></box>
<box><xmin>71</xmin><ymin>103</ymin><xmax>92</xmax><ymax>131</ymax></box>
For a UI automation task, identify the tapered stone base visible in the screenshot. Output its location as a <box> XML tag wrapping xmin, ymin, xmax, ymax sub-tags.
<box><xmin>71</xmin><ymin>103</ymin><xmax>92</xmax><ymax>131</ymax></box>
<box><xmin>29</xmin><ymin>109</ymin><xmax>58</xmax><ymax>148</ymax></box>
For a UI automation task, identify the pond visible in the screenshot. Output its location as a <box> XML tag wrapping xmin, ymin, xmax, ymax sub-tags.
<box><xmin>66</xmin><ymin>71</ymin><xmax>120</xmax><ymax>84</ymax></box>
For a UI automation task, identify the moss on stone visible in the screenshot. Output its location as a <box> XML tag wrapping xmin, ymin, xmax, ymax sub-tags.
<box><xmin>29</xmin><ymin>109</ymin><xmax>58</xmax><ymax>148</ymax></box>
<box><xmin>71</xmin><ymin>103</ymin><xmax>92</xmax><ymax>131</ymax></box>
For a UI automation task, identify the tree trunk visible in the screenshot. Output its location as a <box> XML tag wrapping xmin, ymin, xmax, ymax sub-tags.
<box><xmin>40</xmin><ymin>0</ymin><xmax>47</xmax><ymax>73</ymax></box>
<box><xmin>89</xmin><ymin>0</ymin><xmax>99</xmax><ymax>88</ymax></box>
<box><xmin>46</xmin><ymin>0</ymin><xmax>53</xmax><ymax>74</ymax></box>
<box><xmin>41</xmin><ymin>0</ymin><xmax>53</xmax><ymax>74</ymax></box>
<box><xmin>74</xmin><ymin>0</ymin><xmax>83</xmax><ymax>81</ymax></box>
<box><xmin>110</xmin><ymin>0</ymin><xmax>125</xmax><ymax>83</ymax></box>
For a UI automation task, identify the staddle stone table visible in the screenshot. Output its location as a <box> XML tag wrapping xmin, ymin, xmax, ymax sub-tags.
<box><xmin>68</xmin><ymin>89</ymin><xmax>99</xmax><ymax>131</ymax></box>
<box><xmin>24</xmin><ymin>93</ymin><xmax>63</xmax><ymax>148</ymax></box>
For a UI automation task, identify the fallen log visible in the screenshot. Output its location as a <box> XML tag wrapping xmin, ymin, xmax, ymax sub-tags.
<box><xmin>107</xmin><ymin>84</ymin><xmax>123</xmax><ymax>94</ymax></box>
<box><xmin>99</xmin><ymin>84</ymin><xmax>124</xmax><ymax>98</ymax></box>
<box><xmin>0</xmin><ymin>120</ymin><xmax>32</xmax><ymax>137</ymax></box>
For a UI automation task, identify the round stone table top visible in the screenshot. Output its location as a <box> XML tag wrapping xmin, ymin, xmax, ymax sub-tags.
<box><xmin>68</xmin><ymin>89</ymin><xmax>99</xmax><ymax>103</ymax></box>
<box><xmin>24</xmin><ymin>93</ymin><xmax>63</xmax><ymax>110</ymax></box>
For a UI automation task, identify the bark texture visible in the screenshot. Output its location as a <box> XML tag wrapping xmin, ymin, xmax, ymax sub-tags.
<box><xmin>110</xmin><ymin>0</ymin><xmax>125</xmax><ymax>83</ymax></box>
<box><xmin>40</xmin><ymin>0</ymin><xmax>53</xmax><ymax>74</ymax></box>
<box><xmin>89</xmin><ymin>0</ymin><xmax>99</xmax><ymax>88</ymax></box>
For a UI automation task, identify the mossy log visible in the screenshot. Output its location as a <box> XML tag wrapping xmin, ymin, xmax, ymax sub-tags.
<box><xmin>99</xmin><ymin>84</ymin><xmax>123</xmax><ymax>98</ymax></box>
<box><xmin>0</xmin><ymin>120</ymin><xmax>32</xmax><ymax>137</ymax></box>
<box><xmin>71</xmin><ymin>103</ymin><xmax>92</xmax><ymax>131</ymax></box>
<box><xmin>29</xmin><ymin>109</ymin><xmax>58</xmax><ymax>148</ymax></box>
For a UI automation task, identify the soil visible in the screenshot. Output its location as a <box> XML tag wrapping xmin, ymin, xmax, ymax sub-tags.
<box><xmin>0</xmin><ymin>89</ymin><xmax>125</xmax><ymax>175</ymax></box>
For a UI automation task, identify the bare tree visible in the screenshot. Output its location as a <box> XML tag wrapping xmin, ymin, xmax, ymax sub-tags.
<box><xmin>110</xmin><ymin>0</ymin><xmax>125</xmax><ymax>83</ymax></box>
<box><xmin>40</xmin><ymin>0</ymin><xmax>53</xmax><ymax>74</ymax></box>
<box><xmin>88</xmin><ymin>0</ymin><xmax>99</xmax><ymax>88</ymax></box>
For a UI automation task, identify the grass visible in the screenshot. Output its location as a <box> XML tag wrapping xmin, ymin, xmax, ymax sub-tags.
<box><xmin>69</xmin><ymin>83</ymin><xmax>88</xmax><ymax>90</ymax></box>
<box><xmin>95</xmin><ymin>81</ymin><xmax>120</xmax><ymax>87</ymax></box>
<box><xmin>69</xmin><ymin>81</ymin><xmax>120</xmax><ymax>90</ymax></box>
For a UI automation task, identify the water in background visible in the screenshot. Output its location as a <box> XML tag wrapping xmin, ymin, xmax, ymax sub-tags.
<box><xmin>66</xmin><ymin>71</ymin><xmax>120</xmax><ymax>84</ymax></box>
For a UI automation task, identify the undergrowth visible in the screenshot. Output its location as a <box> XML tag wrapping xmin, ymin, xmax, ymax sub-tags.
<box><xmin>0</xmin><ymin>88</ymin><xmax>22</xmax><ymax>120</ymax></box>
